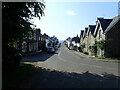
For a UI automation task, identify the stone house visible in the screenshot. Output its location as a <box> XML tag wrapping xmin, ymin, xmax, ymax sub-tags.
<box><xmin>16</xmin><ymin>28</ymin><xmax>42</xmax><ymax>55</ymax></box>
<box><xmin>93</xmin><ymin>17</ymin><xmax>112</xmax><ymax>57</ymax></box>
<box><xmin>82</xmin><ymin>27</ymin><xmax>88</xmax><ymax>53</ymax></box>
<box><xmin>40</xmin><ymin>33</ymin><xmax>48</xmax><ymax>51</ymax></box>
<box><xmin>87</xmin><ymin>25</ymin><xmax>96</xmax><ymax>56</ymax></box>
<box><xmin>80</xmin><ymin>30</ymin><xmax>86</xmax><ymax>52</ymax></box>
<box><xmin>104</xmin><ymin>15</ymin><xmax>120</xmax><ymax>58</ymax></box>
<box><xmin>79</xmin><ymin>30</ymin><xmax>84</xmax><ymax>52</ymax></box>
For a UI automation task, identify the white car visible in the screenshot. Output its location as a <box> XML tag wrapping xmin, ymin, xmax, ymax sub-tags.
<box><xmin>47</xmin><ymin>47</ymin><xmax>55</xmax><ymax>53</ymax></box>
<box><xmin>54</xmin><ymin>45</ymin><xmax>59</xmax><ymax>50</ymax></box>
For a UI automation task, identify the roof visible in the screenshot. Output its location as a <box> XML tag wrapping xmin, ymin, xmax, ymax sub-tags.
<box><xmin>80</xmin><ymin>30</ymin><xmax>84</xmax><ymax>38</ymax></box>
<box><xmin>85</xmin><ymin>27</ymin><xmax>88</xmax><ymax>33</ymax></box>
<box><xmin>90</xmin><ymin>25</ymin><xmax>96</xmax><ymax>35</ymax></box>
<box><xmin>88</xmin><ymin>25</ymin><xmax>96</xmax><ymax>36</ymax></box>
<box><xmin>72</xmin><ymin>36</ymin><xmax>80</xmax><ymax>43</ymax></box>
<box><xmin>98</xmin><ymin>18</ymin><xmax>112</xmax><ymax>32</ymax></box>
<box><xmin>83</xmin><ymin>27</ymin><xmax>88</xmax><ymax>39</ymax></box>
<box><xmin>94</xmin><ymin>18</ymin><xmax>112</xmax><ymax>37</ymax></box>
<box><xmin>104</xmin><ymin>15</ymin><xmax>120</xmax><ymax>34</ymax></box>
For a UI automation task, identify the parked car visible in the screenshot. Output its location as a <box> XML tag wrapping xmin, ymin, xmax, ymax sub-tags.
<box><xmin>58</xmin><ymin>43</ymin><xmax>61</xmax><ymax>48</ymax></box>
<box><xmin>47</xmin><ymin>47</ymin><xmax>55</xmax><ymax>53</ymax></box>
<box><xmin>54</xmin><ymin>45</ymin><xmax>59</xmax><ymax>50</ymax></box>
<box><xmin>54</xmin><ymin>46</ymin><xmax>58</xmax><ymax>50</ymax></box>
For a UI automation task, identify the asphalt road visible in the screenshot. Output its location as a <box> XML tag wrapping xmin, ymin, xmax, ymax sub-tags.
<box><xmin>21</xmin><ymin>44</ymin><xmax>120</xmax><ymax>88</ymax></box>
<box><xmin>22</xmin><ymin>44</ymin><xmax>119</xmax><ymax>76</ymax></box>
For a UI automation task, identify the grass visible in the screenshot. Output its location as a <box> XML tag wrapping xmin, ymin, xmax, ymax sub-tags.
<box><xmin>2</xmin><ymin>62</ymin><xmax>35</xmax><ymax>89</ymax></box>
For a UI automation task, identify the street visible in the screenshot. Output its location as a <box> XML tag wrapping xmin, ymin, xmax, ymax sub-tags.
<box><xmin>21</xmin><ymin>44</ymin><xmax>120</xmax><ymax>88</ymax></box>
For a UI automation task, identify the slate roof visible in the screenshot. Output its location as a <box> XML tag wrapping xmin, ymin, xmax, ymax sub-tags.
<box><xmin>94</xmin><ymin>18</ymin><xmax>112</xmax><ymax>37</ymax></box>
<box><xmin>98</xmin><ymin>18</ymin><xmax>112</xmax><ymax>32</ymax></box>
<box><xmin>89</xmin><ymin>25</ymin><xmax>96</xmax><ymax>35</ymax></box>
<box><xmin>80</xmin><ymin>30</ymin><xmax>84</xmax><ymax>38</ymax></box>
<box><xmin>85</xmin><ymin>27</ymin><xmax>88</xmax><ymax>33</ymax></box>
<box><xmin>83</xmin><ymin>27</ymin><xmax>88</xmax><ymax>39</ymax></box>
<box><xmin>88</xmin><ymin>25</ymin><xmax>96</xmax><ymax>36</ymax></box>
<box><xmin>104</xmin><ymin>15</ymin><xmax>120</xmax><ymax>34</ymax></box>
<box><xmin>72</xmin><ymin>36</ymin><xmax>80</xmax><ymax>43</ymax></box>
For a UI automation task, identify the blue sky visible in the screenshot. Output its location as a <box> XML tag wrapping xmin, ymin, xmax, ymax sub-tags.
<box><xmin>31</xmin><ymin>1</ymin><xmax>118</xmax><ymax>40</ymax></box>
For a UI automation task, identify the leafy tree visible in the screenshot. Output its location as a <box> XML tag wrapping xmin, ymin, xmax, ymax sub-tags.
<box><xmin>2</xmin><ymin>2</ymin><xmax>45</xmax><ymax>46</ymax></box>
<box><xmin>2</xmin><ymin>2</ymin><xmax>46</xmax><ymax>71</ymax></box>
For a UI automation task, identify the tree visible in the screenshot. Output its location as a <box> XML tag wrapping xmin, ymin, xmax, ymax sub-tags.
<box><xmin>2</xmin><ymin>2</ymin><xmax>45</xmax><ymax>46</ymax></box>
<box><xmin>2</xmin><ymin>2</ymin><xmax>46</xmax><ymax>71</ymax></box>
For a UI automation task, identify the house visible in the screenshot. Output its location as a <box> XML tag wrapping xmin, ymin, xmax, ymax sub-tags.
<box><xmin>82</xmin><ymin>27</ymin><xmax>88</xmax><ymax>53</ymax></box>
<box><xmin>87</xmin><ymin>25</ymin><xmax>96</xmax><ymax>56</ymax></box>
<box><xmin>45</xmin><ymin>34</ymin><xmax>59</xmax><ymax>49</ymax></box>
<box><xmin>66</xmin><ymin>37</ymin><xmax>73</xmax><ymax>49</ymax></box>
<box><xmin>71</xmin><ymin>35</ymin><xmax>80</xmax><ymax>51</ymax></box>
<box><xmin>50</xmin><ymin>35</ymin><xmax>59</xmax><ymax>47</ymax></box>
<box><xmin>79</xmin><ymin>30</ymin><xmax>84</xmax><ymax>52</ymax></box>
<box><xmin>22</xmin><ymin>31</ymin><xmax>34</xmax><ymax>54</ymax></box>
<box><xmin>15</xmin><ymin>28</ymin><xmax>42</xmax><ymax>55</ymax></box>
<box><xmin>41</xmin><ymin>33</ymin><xmax>50</xmax><ymax>51</ymax></box>
<box><xmin>26</xmin><ymin>28</ymin><xmax>41</xmax><ymax>53</ymax></box>
<box><xmin>33</xmin><ymin>28</ymin><xmax>41</xmax><ymax>52</ymax></box>
<box><xmin>94</xmin><ymin>17</ymin><xmax>112</xmax><ymax>57</ymax></box>
<box><xmin>80</xmin><ymin>30</ymin><xmax>84</xmax><ymax>42</ymax></box>
<box><xmin>46</xmin><ymin>36</ymin><xmax>54</xmax><ymax>48</ymax></box>
<box><xmin>104</xmin><ymin>15</ymin><xmax>120</xmax><ymax>58</ymax></box>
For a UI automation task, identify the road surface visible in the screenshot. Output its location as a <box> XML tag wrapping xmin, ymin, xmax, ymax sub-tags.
<box><xmin>21</xmin><ymin>44</ymin><xmax>120</xmax><ymax>88</ymax></box>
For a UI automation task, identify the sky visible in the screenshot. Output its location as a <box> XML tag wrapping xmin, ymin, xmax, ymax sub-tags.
<box><xmin>31</xmin><ymin>1</ymin><xmax>119</xmax><ymax>40</ymax></box>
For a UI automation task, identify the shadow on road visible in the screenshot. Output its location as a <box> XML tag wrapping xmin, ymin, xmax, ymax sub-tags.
<box><xmin>21</xmin><ymin>52</ymin><xmax>55</xmax><ymax>62</ymax></box>
<box><xmin>21</xmin><ymin>67</ymin><xmax>120</xmax><ymax>88</ymax></box>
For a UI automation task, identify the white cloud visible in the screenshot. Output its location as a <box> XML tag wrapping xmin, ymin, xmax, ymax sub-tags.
<box><xmin>66</xmin><ymin>10</ymin><xmax>77</xmax><ymax>16</ymax></box>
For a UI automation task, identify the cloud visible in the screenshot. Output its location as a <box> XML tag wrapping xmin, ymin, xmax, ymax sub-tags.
<box><xmin>66</xmin><ymin>10</ymin><xmax>77</xmax><ymax>16</ymax></box>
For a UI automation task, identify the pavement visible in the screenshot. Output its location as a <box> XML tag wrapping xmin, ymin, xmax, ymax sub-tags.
<box><xmin>74</xmin><ymin>51</ymin><xmax>120</xmax><ymax>63</ymax></box>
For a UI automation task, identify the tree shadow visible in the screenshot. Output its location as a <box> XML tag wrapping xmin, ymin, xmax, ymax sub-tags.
<box><xmin>21</xmin><ymin>52</ymin><xmax>54</xmax><ymax>62</ymax></box>
<box><xmin>21</xmin><ymin>67</ymin><xmax>120</xmax><ymax>88</ymax></box>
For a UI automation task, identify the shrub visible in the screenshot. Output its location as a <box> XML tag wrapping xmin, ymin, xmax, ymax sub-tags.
<box><xmin>78</xmin><ymin>47</ymin><xmax>83</xmax><ymax>52</ymax></box>
<box><xmin>95</xmin><ymin>40</ymin><xmax>106</xmax><ymax>50</ymax></box>
<box><xmin>84</xmin><ymin>52</ymin><xmax>89</xmax><ymax>55</ymax></box>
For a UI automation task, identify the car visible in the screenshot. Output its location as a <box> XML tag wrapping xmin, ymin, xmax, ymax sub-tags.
<box><xmin>54</xmin><ymin>45</ymin><xmax>59</xmax><ymax>50</ymax></box>
<box><xmin>47</xmin><ymin>47</ymin><xmax>55</xmax><ymax>53</ymax></box>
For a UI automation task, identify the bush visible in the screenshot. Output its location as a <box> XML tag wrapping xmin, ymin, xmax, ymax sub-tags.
<box><xmin>84</xmin><ymin>52</ymin><xmax>89</xmax><ymax>55</ymax></box>
<box><xmin>78</xmin><ymin>47</ymin><xmax>83</xmax><ymax>52</ymax></box>
<box><xmin>90</xmin><ymin>45</ymin><xmax>97</xmax><ymax>56</ymax></box>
